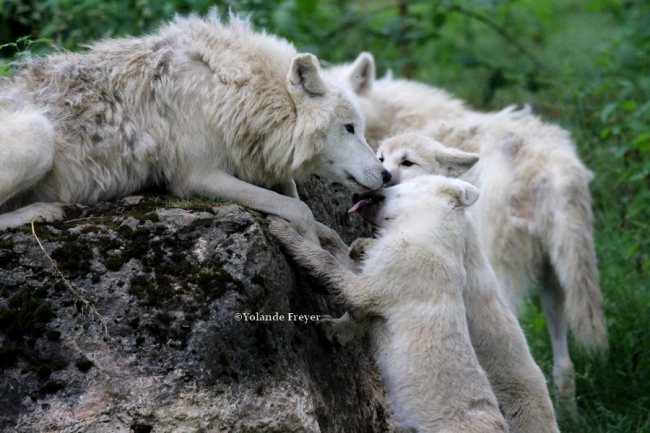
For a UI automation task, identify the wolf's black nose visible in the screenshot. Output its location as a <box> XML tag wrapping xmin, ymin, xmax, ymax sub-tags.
<box><xmin>382</xmin><ymin>170</ymin><xmax>392</xmax><ymax>184</ymax></box>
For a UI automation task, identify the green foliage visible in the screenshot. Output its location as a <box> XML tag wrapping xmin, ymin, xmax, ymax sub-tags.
<box><xmin>1</xmin><ymin>0</ymin><xmax>649</xmax><ymax>430</ymax></box>
<box><xmin>0</xmin><ymin>35</ymin><xmax>50</xmax><ymax>75</ymax></box>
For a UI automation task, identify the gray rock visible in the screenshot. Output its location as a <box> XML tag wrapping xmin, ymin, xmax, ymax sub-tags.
<box><xmin>0</xmin><ymin>176</ymin><xmax>398</xmax><ymax>433</ymax></box>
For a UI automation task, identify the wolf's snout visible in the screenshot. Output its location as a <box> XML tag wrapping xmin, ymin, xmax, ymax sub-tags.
<box><xmin>381</xmin><ymin>170</ymin><xmax>392</xmax><ymax>185</ymax></box>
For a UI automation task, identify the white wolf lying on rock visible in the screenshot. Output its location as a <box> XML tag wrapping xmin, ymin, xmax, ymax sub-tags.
<box><xmin>327</xmin><ymin>53</ymin><xmax>606</xmax><ymax>420</ymax></box>
<box><xmin>0</xmin><ymin>13</ymin><xmax>389</xmax><ymax>244</ymax></box>
<box><xmin>271</xmin><ymin>175</ymin><xmax>559</xmax><ymax>433</ymax></box>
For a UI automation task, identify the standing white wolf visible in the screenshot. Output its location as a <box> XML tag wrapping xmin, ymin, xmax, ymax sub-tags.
<box><xmin>0</xmin><ymin>13</ymin><xmax>389</xmax><ymax>244</ymax></box>
<box><xmin>270</xmin><ymin>175</ymin><xmax>559</xmax><ymax>433</ymax></box>
<box><xmin>327</xmin><ymin>53</ymin><xmax>606</xmax><ymax>420</ymax></box>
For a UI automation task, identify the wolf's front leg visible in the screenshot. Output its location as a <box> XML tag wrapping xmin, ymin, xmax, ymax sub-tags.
<box><xmin>314</xmin><ymin>222</ymin><xmax>361</xmax><ymax>272</ymax></box>
<box><xmin>349</xmin><ymin>237</ymin><xmax>376</xmax><ymax>262</ymax></box>
<box><xmin>318</xmin><ymin>312</ymin><xmax>370</xmax><ymax>346</ymax></box>
<box><xmin>271</xmin><ymin>179</ymin><xmax>300</xmax><ymax>199</ymax></box>
<box><xmin>174</xmin><ymin>171</ymin><xmax>320</xmax><ymax>245</ymax></box>
<box><xmin>269</xmin><ymin>216</ymin><xmax>380</xmax><ymax>315</ymax></box>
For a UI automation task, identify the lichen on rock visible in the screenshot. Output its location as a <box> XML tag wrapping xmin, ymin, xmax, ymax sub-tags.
<box><xmin>0</xmin><ymin>175</ymin><xmax>398</xmax><ymax>432</ymax></box>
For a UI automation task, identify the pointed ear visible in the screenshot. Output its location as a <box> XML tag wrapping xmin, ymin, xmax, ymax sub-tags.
<box><xmin>452</xmin><ymin>182</ymin><xmax>480</xmax><ymax>207</ymax></box>
<box><xmin>437</xmin><ymin>147</ymin><xmax>480</xmax><ymax>178</ymax></box>
<box><xmin>347</xmin><ymin>52</ymin><xmax>375</xmax><ymax>95</ymax></box>
<box><xmin>288</xmin><ymin>53</ymin><xmax>327</xmax><ymax>97</ymax></box>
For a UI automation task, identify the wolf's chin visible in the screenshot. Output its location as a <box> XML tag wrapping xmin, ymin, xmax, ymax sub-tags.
<box><xmin>344</xmin><ymin>175</ymin><xmax>377</xmax><ymax>193</ymax></box>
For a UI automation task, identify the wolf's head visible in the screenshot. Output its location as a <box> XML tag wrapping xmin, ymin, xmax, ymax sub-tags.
<box><xmin>376</xmin><ymin>132</ymin><xmax>479</xmax><ymax>186</ymax></box>
<box><xmin>286</xmin><ymin>54</ymin><xmax>390</xmax><ymax>193</ymax></box>
<box><xmin>324</xmin><ymin>52</ymin><xmax>387</xmax><ymax>147</ymax></box>
<box><xmin>349</xmin><ymin>175</ymin><xmax>479</xmax><ymax>232</ymax></box>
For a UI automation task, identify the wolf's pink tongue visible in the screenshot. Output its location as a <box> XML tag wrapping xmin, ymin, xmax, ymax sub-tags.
<box><xmin>348</xmin><ymin>199</ymin><xmax>373</xmax><ymax>214</ymax></box>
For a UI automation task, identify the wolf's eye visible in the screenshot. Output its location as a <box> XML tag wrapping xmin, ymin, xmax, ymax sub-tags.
<box><xmin>402</xmin><ymin>160</ymin><xmax>414</xmax><ymax>167</ymax></box>
<box><xmin>345</xmin><ymin>124</ymin><xmax>355</xmax><ymax>134</ymax></box>
<box><xmin>378</xmin><ymin>156</ymin><xmax>384</xmax><ymax>163</ymax></box>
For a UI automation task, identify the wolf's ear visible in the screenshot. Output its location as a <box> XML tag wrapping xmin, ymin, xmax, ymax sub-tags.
<box><xmin>452</xmin><ymin>182</ymin><xmax>480</xmax><ymax>207</ymax></box>
<box><xmin>438</xmin><ymin>147</ymin><xmax>480</xmax><ymax>178</ymax></box>
<box><xmin>347</xmin><ymin>52</ymin><xmax>375</xmax><ymax>96</ymax></box>
<box><xmin>288</xmin><ymin>53</ymin><xmax>327</xmax><ymax>97</ymax></box>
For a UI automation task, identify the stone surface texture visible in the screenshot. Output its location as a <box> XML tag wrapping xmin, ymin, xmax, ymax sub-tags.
<box><xmin>0</xmin><ymin>176</ymin><xmax>398</xmax><ymax>433</ymax></box>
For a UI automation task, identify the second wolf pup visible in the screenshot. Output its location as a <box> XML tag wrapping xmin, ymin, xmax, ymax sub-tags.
<box><xmin>271</xmin><ymin>175</ymin><xmax>559</xmax><ymax>433</ymax></box>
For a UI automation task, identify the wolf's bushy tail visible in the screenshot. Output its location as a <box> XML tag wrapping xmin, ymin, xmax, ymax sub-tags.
<box><xmin>535</xmin><ymin>167</ymin><xmax>608</xmax><ymax>351</ymax></box>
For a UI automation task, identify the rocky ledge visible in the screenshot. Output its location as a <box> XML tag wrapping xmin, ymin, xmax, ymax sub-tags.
<box><xmin>0</xmin><ymin>176</ymin><xmax>397</xmax><ymax>433</ymax></box>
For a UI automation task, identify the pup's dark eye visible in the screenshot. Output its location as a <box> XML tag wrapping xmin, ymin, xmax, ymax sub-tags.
<box><xmin>345</xmin><ymin>124</ymin><xmax>355</xmax><ymax>134</ymax></box>
<box><xmin>379</xmin><ymin>156</ymin><xmax>384</xmax><ymax>163</ymax></box>
<box><xmin>402</xmin><ymin>160</ymin><xmax>414</xmax><ymax>167</ymax></box>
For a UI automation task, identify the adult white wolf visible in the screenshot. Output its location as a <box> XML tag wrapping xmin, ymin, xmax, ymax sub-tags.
<box><xmin>270</xmin><ymin>175</ymin><xmax>559</xmax><ymax>433</ymax></box>
<box><xmin>327</xmin><ymin>53</ymin><xmax>606</xmax><ymax>420</ymax></box>
<box><xmin>0</xmin><ymin>13</ymin><xmax>389</xmax><ymax>244</ymax></box>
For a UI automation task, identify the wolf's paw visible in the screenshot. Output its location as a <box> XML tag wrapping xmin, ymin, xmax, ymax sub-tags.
<box><xmin>268</xmin><ymin>215</ymin><xmax>299</xmax><ymax>241</ymax></box>
<box><xmin>61</xmin><ymin>204</ymin><xmax>91</xmax><ymax>221</ymax></box>
<box><xmin>0</xmin><ymin>202</ymin><xmax>92</xmax><ymax>231</ymax></box>
<box><xmin>30</xmin><ymin>203</ymin><xmax>90</xmax><ymax>223</ymax></box>
<box><xmin>349</xmin><ymin>237</ymin><xmax>376</xmax><ymax>261</ymax></box>
<box><xmin>268</xmin><ymin>214</ymin><xmax>320</xmax><ymax>250</ymax></box>
<box><xmin>318</xmin><ymin>312</ymin><xmax>358</xmax><ymax>347</ymax></box>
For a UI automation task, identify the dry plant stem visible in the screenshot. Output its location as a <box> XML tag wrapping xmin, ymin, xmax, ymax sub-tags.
<box><xmin>30</xmin><ymin>216</ymin><xmax>108</xmax><ymax>334</ymax></box>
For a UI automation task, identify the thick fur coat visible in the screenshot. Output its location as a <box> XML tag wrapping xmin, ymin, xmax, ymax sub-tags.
<box><xmin>271</xmin><ymin>175</ymin><xmax>559</xmax><ymax>433</ymax></box>
<box><xmin>327</xmin><ymin>53</ymin><xmax>606</xmax><ymax>420</ymax></box>
<box><xmin>0</xmin><ymin>14</ymin><xmax>387</xmax><ymax>244</ymax></box>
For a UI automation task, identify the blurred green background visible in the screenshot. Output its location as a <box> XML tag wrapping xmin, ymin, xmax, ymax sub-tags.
<box><xmin>1</xmin><ymin>0</ymin><xmax>648</xmax><ymax>431</ymax></box>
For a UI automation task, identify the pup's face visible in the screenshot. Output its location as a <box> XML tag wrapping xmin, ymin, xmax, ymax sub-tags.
<box><xmin>349</xmin><ymin>175</ymin><xmax>479</xmax><ymax>229</ymax></box>
<box><xmin>376</xmin><ymin>133</ymin><xmax>479</xmax><ymax>186</ymax></box>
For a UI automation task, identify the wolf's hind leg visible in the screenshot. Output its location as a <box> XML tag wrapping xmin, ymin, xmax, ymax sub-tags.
<box><xmin>0</xmin><ymin>107</ymin><xmax>55</xmax><ymax>201</ymax></box>
<box><xmin>540</xmin><ymin>265</ymin><xmax>579</xmax><ymax>428</ymax></box>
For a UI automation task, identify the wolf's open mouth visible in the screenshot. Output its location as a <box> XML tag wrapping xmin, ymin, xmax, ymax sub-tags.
<box><xmin>348</xmin><ymin>198</ymin><xmax>374</xmax><ymax>213</ymax></box>
<box><xmin>348</xmin><ymin>190</ymin><xmax>385</xmax><ymax>214</ymax></box>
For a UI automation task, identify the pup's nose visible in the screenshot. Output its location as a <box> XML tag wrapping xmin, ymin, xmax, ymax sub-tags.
<box><xmin>381</xmin><ymin>170</ymin><xmax>392</xmax><ymax>185</ymax></box>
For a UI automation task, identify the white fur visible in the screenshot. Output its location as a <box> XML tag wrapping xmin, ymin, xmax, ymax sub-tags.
<box><xmin>270</xmin><ymin>175</ymin><xmax>559</xmax><ymax>432</ymax></box>
<box><xmin>0</xmin><ymin>14</ymin><xmax>386</xmax><ymax>244</ymax></box>
<box><xmin>327</xmin><ymin>54</ymin><xmax>607</xmax><ymax>421</ymax></box>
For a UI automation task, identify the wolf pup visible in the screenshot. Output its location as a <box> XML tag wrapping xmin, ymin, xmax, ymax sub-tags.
<box><xmin>270</xmin><ymin>175</ymin><xmax>559</xmax><ymax>433</ymax></box>
<box><xmin>328</xmin><ymin>53</ymin><xmax>606</xmax><ymax>420</ymax></box>
<box><xmin>0</xmin><ymin>13</ymin><xmax>389</xmax><ymax>245</ymax></box>
<box><xmin>314</xmin><ymin>132</ymin><xmax>480</xmax><ymax>346</ymax></box>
